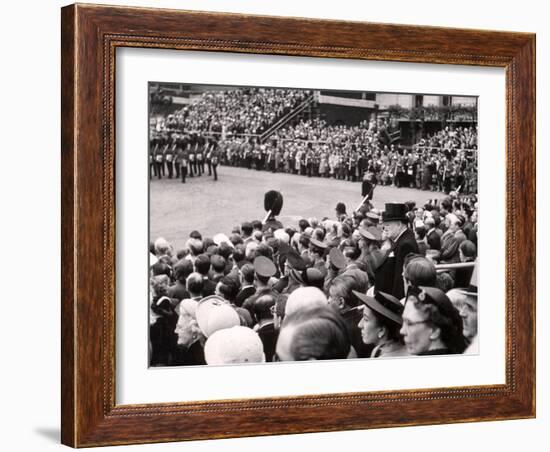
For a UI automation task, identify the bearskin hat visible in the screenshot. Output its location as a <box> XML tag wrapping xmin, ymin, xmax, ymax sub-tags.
<box><xmin>264</xmin><ymin>190</ymin><xmax>283</xmax><ymax>216</ymax></box>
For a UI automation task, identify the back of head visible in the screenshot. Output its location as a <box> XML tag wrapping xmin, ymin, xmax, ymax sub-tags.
<box><xmin>240</xmin><ymin>263</ymin><xmax>255</xmax><ymax>285</ymax></box>
<box><xmin>404</xmin><ymin>255</ymin><xmax>437</xmax><ymax>287</ymax></box>
<box><xmin>194</xmin><ymin>254</ymin><xmax>211</xmax><ymax>276</ymax></box>
<box><xmin>298</xmin><ymin>219</ymin><xmax>310</xmax><ymax>232</ymax></box>
<box><xmin>151</xmin><ymin>262</ymin><xmax>172</xmax><ymax>278</ymax></box>
<box><xmin>186</xmin><ymin>238</ymin><xmax>204</xmax><ymax>256</ymax></box>
<box><xmin>154</xmin><ymin>237</ymin><xmax>171</xmax><ymax>256</ymax></box>
<box><xmin>173</xmin><ymin>259</ymin><xmax>194</xmax><ymax>283</ymax></box>
<box><xmin>217</xmin><ymin>274</ymin><xmax>241</xmax><ymax>302</ymax></box>
<box><xmin>459</xmin><ymin>240</ymin><xmax>477</xmax><ymax>260</ymax></box>
<box><xmin>281</xmin><ymin>305</ymin><xmax>350</xmax><ymax>360</ymax></box>
<box><xmin>241</xmin><ymin>221</ymin><xmax>253</xmax><ymax>236</ymax></box>
<box><xmin>186</xmin><ymin>272</ymin><xmax>204</xmax><ymax>295</ymax></box>
<box><xmin>415</xmin><ymin>225</ymin><xmax>427</xmax><ymax>240</ymax></box>
<box><xmin>256</xmin><ymin>243</ymin><xmax>273</xmax><ymax>261</ymax></box>
<box><xmin>232</xmin><ymin>244</ymin><xmax>246</xmax><ymax>264</ymax></box>
<box><xmin>330</xmin><ymin>272</ymin><xmax>368</xmax><ymax>307</ymax></box>
<box><xmin>210</xmin><ymin>254</ymin><xmax>226</xmax><ymax>273</ymax></box>
<box><xmin>218</xmin><ymin>242</ymin><xmax>233</xmax><ymax>260</ymax></box>
<box><xmin>254</xmin><ymin>294</ymin><xmax>276</xmax><ymax>322</ymax></box>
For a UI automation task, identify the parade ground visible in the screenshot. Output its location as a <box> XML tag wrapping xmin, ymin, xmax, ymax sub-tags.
<box><xmin>150</xmin><ymin>165</ymin><xmax>447</xmax><ymax>250</ymax></box>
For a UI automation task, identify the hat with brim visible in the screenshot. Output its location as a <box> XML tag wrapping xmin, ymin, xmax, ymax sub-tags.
<box><xmin>196</xmin><ymin>295</ymin><xmax>240</xmax><ymax>338</ymax></box>
<box><xmin>358</xmin><ymin>226</ymin><xmax>382</xmax><ymax>242</ymax></box>
<box><xmin>382</xmin><ymin>203</ymin><xmax>409</xmax><ymax>223</ymax></box>
<box><xmin>328</xmin><ymin>247</ymin><xmax>347</xmax><ymax>270</ymax></box>
<box><xmin>309</xmin><ymin>237</ymin><xmax>328</xmax><ymax>250</ymax></box>
<box><xmin>366</xmin><ymin>212</ymin><xmax>380</xmax><ymax>222</ymax></box>
<box><xmin>253</xmin><ymin>256</ymin><xmax>277</xmax><ymax>278</ymax></box>
<box><xmin>353</xmin><ymin>290</ymin><xmax>403</xmax><ymax>325</ymax></box>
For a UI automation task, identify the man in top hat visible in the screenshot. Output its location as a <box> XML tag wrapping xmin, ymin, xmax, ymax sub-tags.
<box><xmin>375</xmin><ymin>203</ymin><xmax>419</xmax><ymax>299</ymax></box>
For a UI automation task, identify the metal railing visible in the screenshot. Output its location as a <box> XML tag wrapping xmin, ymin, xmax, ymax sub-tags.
<box><xmin>260</xmin><ymin>94</ymin><xmax>315</xmax><ymax>143</ymax></box>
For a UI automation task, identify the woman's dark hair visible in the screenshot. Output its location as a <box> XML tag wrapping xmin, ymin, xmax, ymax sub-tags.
<box><xmin>406</xmin><ymin>286</ymin><xmax>466</xmax><ymax>354</ymax></box>
<box><xmin>282</xmin><ymin>305</ymin><xmax>350</xmax><ymax>360</ymax></box>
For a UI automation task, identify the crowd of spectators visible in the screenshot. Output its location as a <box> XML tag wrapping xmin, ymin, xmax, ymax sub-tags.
<box><xmin>149</xmin><ymin>193</ymin><xmax>479</xmax><ymax>367</ymax></box>
<box><xmin>218</xmin><ymin>120</ymin><xmax>478</xmax><ymax>194</ymax></box>
<box><xmin>153</xmin><ymin>87</ymin><xmax>311</xmax><ymax>137</ymax></box>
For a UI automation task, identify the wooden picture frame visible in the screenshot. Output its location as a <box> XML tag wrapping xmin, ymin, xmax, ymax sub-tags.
<box><xmin>61</xmin><ymin>3</ymin><xmax>535</xmax><ymax>447</ymax></box>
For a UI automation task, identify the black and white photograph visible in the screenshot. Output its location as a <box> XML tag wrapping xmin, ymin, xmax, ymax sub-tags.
<box><xmin>148</xmin><ymin>82</ymin><xmax>479</xmax><ymax>367</ymax></box>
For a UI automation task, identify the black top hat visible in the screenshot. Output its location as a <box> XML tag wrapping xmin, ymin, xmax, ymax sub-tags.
<box><xmin>353</xmin><ymin>290</ymin><xmax>404</xmax><ymax>325</ymax></box>
<box><xmin>382</xmin><ymin>203</ymin><xmax>409</xmax><ymax>223</ymax></box>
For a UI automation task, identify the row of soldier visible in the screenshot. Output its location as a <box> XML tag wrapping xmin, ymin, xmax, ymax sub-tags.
<box><xmin>149</xmin><ymin>195</ymin><xmax>478</xmax><ymax>366</ymax></box>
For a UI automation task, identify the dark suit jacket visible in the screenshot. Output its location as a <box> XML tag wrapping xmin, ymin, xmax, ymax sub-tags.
<box><xmin>375</xmin><ymin>228</ymin><xmax>419</xmax><ymax>299</ymax></box>
<box><xmin>426</xmin><ymin>229</ymin><xmax>441</xmax><ymax>250</ymax></box>
<box><xmin>234</xmin><ymin>285</ymin><xmax>256</xmax><ymax>308</ymax></box>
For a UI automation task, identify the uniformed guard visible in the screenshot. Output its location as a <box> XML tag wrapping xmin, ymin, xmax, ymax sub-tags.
<box><xmin>211</xmin><ymin>147</ymin><xmax>219</xmax><ymax>181</ymax></box>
